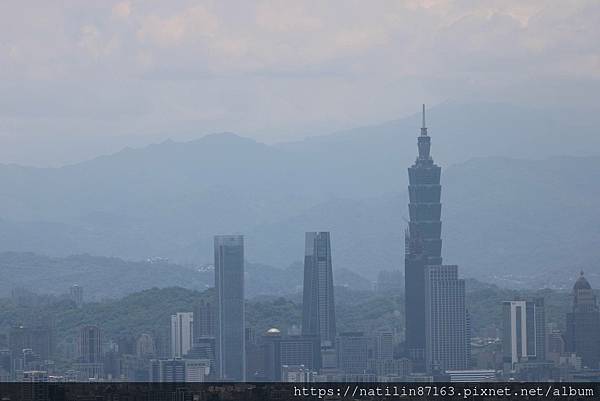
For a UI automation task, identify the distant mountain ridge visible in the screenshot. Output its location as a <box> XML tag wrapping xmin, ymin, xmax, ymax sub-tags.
<box><xmin>0</xmin><ymin>252</ymin><xmax>372</xmax><ymax>299</ymax></box>
<box><xmin>0</xmin><ymin>101</ymin><xmax>598</xmax><ymax>285</ymax></box>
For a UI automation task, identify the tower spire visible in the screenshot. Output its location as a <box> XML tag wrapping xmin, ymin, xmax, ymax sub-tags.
<box><xmin>420</xmin><ymin>104</ymin><xmax>427</xmax><ymax>136</ymax></box>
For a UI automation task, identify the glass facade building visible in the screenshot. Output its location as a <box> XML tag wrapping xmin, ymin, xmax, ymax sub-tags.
<box><xmin>405</xmin><ymin>105</ymin><xmax>443</xmax><ymax>370</ymax></box>
<box><xmin>214</xmin><ymin>235</ymin><xmax>245</xmax><ymax>381</ymax></box>
<box><xmin>302</xmin><ymin>232</ymin><xmax>337</xmax><ymax>347</ymax></box>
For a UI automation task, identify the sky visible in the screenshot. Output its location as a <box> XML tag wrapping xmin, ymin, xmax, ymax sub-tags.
<box><xmin>0</xmin><ymin>0</ymin><xmax>599</xmax><ymax>166</ymax></box>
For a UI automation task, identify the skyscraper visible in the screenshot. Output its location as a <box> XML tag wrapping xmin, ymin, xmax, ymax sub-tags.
<box><xmin>502</xmin><ymin>298</ymin><xmax>546</xmax><ymax>370</ymax></box>
<box><xmin>214</xmin><ymin>235</ymin><xmax>245</xmax><ymax>381</ymax></box>
<box><xmin>424</xmin><ymin>265</ymin><xmax>469</xmax><ymax>372</ymax></box>
<box><xmin>336</xmin><ymin>332</ymin><xmax>369</xmax><ymax>374</ymax></box>
<box><xmin>302</xmin><ymin>232</ymin><xmax>336</xmax><ymax>347</ymax></box>
<box><xmin>404</xmin><ymin>105</ymin><xmax>443</xmax><ymax>369</ymax></box>
<box><xmin>8</xmin><ymin>324</ymin><xmax>54</xmax><ymax>361</ymax></box>
<box><xmin>193</xmin><ymin>299</ymin><xmax>216</xmax><ymax>340</ymax></box>
<box><xmin>78</xmin><ymin>325</ymin><xmax>102</xmax><ymax>364</ymax></box>
<box><xmin>566</xmin><ymin>272</ymin><xmax>600</xmax><ymax>369</ymax></box>
<box><xmin>69</xmin><ymin>284</ymin><xmax>83</xmax><ymax>308</ymax></box>
<box><xmin>135</xmin><ymin>333</ymin><xmax>156</xmax><ymax>359</ymax></box>
<box><xmin>171</xmin><ymin>312</ymin><xmax>194</xmax><ymax>358</ymax></box>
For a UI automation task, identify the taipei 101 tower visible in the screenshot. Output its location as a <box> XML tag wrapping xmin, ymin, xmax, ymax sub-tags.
<box><xmin>404</xmin><ymin>105</ymin><xmax>443</xmax><ymax>371</ymax></box>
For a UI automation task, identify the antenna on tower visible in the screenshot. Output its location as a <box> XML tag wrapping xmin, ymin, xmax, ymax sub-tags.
<box><xmin>420</xmin><ymin>104</ymin><xmax>428</xmax><ymax>136</ymax></box>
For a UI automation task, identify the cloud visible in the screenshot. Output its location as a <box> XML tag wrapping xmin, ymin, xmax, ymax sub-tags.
<box><xmin>136</xmin><ymin>5</ymin><xmax>219</xmax><ymax>47</ymax></box>
<box><xmin>112</xmin><ymin>1</ymin><xmax>132</xmax><ymax>19</ymax></box>
<box><xmin>0</xmin><ymin>0</ymin><xmax>599</xmax><ymax>166</ymax></box>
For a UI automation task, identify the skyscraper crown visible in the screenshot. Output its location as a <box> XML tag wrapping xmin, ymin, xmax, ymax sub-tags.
<box><xmin>417</xmin><ymin>104</ymin><xmax>431</xmax><ymax>161</ymax></box>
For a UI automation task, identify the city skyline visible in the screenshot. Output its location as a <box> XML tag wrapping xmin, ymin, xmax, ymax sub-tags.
<box><xmin>0</xmin><ymin>0</ymin><xmax>598</xmax><ymax>392</ymax></box>
<box><xmin>0</xmin><ymin>106</ymin><xmax>598</xmax><ymax>384</ymax></box>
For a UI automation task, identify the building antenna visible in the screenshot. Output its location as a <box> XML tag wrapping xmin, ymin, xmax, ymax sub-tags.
<box><xmin>421</xmin><ymin>104</ymin><xmax>428</xmax><ymax>136</ymax></box>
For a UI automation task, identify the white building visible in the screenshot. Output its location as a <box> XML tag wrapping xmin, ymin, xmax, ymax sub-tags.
<box><xmin>171</xmin><ymin>312</ymin><xmax>194</xmax><ymax>358</ymax></box>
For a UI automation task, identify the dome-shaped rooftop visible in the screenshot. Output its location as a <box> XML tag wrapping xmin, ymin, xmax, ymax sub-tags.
<box><xmin>574</xmin><ymin>271</ymin><xmax>592</xmax><ymax>291</ymax></box>
<box><xmin>265</xmin><ymin>328</ymin><xmax>281</xmax><ymax>336</ymax></box>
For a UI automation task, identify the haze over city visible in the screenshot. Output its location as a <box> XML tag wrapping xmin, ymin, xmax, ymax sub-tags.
<box><xmin>1</xmin><ymin>0</ymin><xmax>600</xmax><ymax>389</ymax></box>
<box><xmin>0</xmin><ymin>0</ymin><xmax>599</xmax><ymax>166</ymax></box>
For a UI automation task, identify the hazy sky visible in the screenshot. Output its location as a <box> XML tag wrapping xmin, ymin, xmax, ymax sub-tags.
<box><xmin>1</xmin><ymin>0</ymin><xmax>599</xmax><ymax>166</ymax></box>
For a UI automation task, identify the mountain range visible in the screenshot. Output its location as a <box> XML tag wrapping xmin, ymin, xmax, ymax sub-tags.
<box><xmin>0</xmin><ymin>101</ymin><xmax>598</xmax><ymax>286</ymax></box>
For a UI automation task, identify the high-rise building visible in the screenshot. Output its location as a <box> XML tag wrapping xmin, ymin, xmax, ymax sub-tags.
<box><xmin>8</xmin><ymin>325</ymin><xmax>54</xmax><ymax>361</ymax></box>
<box><xmin>193</xmin><ymin>299</ymin><xmax>216</xmax><ymax>340</ymax></box>
<box><xmin>69</xmin><ymin>284</ymin><xmax>83</xmax><ymax>308</ymax></box>
<box><xmin>404</xmin><ymin>105</ymin><xmax>443</xmax><ymax>369</ymax></box>
<box><xmin>0</xmin><ymin>349</ymin><xmax>11</xmax><ymax>381</ymax></box>
<box><xmin>187</xmin><ymin>336</ymin><xmax>216</xmax><ymax>379</ymax></box>
<box><xmin>77</xmin><ymin>325</ymin><xmax>102</xmax><ymax>364</ymax></box>
<box><xmin>302</xmin><ymin>232</ymin><xmax>336</xmax><ymax>347</ymax></box>
<box><xmin>566</xmin><ymin>272</ymin><xmax>600</xmax><ymax>369</ymax></box>
<box><xmin>170</xmin><ymin>312</ymin><xmax>193</xmax><ymax>358</ymax></box>
<box><xmin>371</xmin><ymin>331</ymin><xmax>394</xmax><ymax>361</ymax></box>
<box><xmin>135</xmin><ymin>333</ymin><xmax>156</xmax><ymax>359</ymax></box>
<box><xmin>336</xmin><ymin>332</ymin><xmax>369</xmax><ymax>374</ymax></box>
<box><xmin>262</xmin><ymin>328</ymin><xmax>322</xmax><ymax>381</ymax></box>
<box><xmin>76</xmin><ymin>325</ymin><xmax>103</xmax><ymax>380</ymax></box>
<box><xmin>159</xmin><ymin>358</ymin><xmax>186</xmax><ymax>382</ymax></box>
<box><xmin>502</xmin><ymin>298</ymin><xmax>546</xmax><ymax>370</ymax></box>
<box><xmin>424</xmin><ymin>265</ymin><xmax>469</xmax><ymax>372</ymax></box>
<box><xmin>214</xmin><ymin>235</ymin><xmax>245</xmax><ymax>381</ymax></box>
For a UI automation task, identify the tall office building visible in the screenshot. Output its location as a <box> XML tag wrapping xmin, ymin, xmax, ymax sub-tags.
<box><xmin>69</xmin><ymin>284</ymin><xmax>83</xmax><ymax>307</ymax></box>
<box><xmin>336</xmin><ymin>332</ymin><xmax>369</xmax><ymax>374</ymax></box>
<box><xmin>214</xmin><ymin>235</ymin><xmax>245</xmax><ymax>381</ymax></box>
<box><xmin>8</xmin><ymin>325</ymin><xmax>54</xmax><ymax>361</ymax></box>
<box><xmin>193</xmin><ymin>299</ymin><xmax>216</xmax><ymax>339</ymax></box>
<box><xmin>566</xmin><ymin>272</ymin><xmax>600</xmax><ymax>369</ymax></box>
<box><xmin>424</xmin><ymin>265</ymin><xmax>469</xmax><ymax>372</ymax></box>
<box><xmin>0</xmin><ymin>349</ymin><xmax>11</xmax><ymax>381</ymax></box>
<box><xmin>302</xmin><ymin>232</ymin><xmax>337</xmax><ymax>347</ymax></box>
<box><xmin>502</xmin><ymin>298</ymin><xmax>546</xmax><ymax>370</ymax></box>
<box><xmin>262</xmin><ymin>329</ymin><xmax>321</xmax><ymax>381</ymax></box>
<box><xmin>171</xmin><ymin>312</ymin><xmax>194</xmax><ymax>358</ymax></box>
<box><xmin>76</xmin><ymin>325</ymin><xmax>103</xmax><ymax>380</ymax></box>
<box><xmin>78</xmin><ymin>325</ymin><xmax>102</xmax><ymax>363</ymax></box>
<box><xmin>135</xmin><ymin>333</ymin><xmax>156</xmax><ymax>359</ymax></box>
<box><xmin>404</xmin><ymin>105</ymin><xmax>443</xmax><ymax>368</ymax></box>
<box><xmin>371</xmin><ymin>331</ymin><xmax>394</xmax><ymax>361</ymax></box>
<box><xmin>187</xmin><ymin>336</ymin><xmax>216</xmax><ymax>379</ymax></box>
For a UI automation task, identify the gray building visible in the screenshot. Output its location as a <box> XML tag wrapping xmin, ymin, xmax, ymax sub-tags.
<box><xmin>157</xmin><ymin>358</ymin><xmax>186</xmax><ymax>382</ymax></box>
<box><xmin>8</xmin><ymin>325</ymin><xmax>54</xmax><ymax>362</ymax></box>
<box><xmin>336</xmin><ymin>333</ymin><xmax>369</xmax><ymax>374</ymax></box>
<box><xmin>502</xmin><ymin>298</ymin><xmax>546</xmax><ymax>370</ymax></box>
<box><xmin>76</xmin><ymin>325</ymin><xmax>103</xmax><ymax>380</ymax></box>
<box><xmin>405</xmin><ymin>106</ymin><xmax>443</xmax><ymax>370</ymax></box>
<box><xmin>424</xmin><ymin>265</ymin><xmax>469</xmax><ymax>373</ymax></box>
<box><xmin>69</xmin><ymin>284</ymin><xmax>83</xmax><ymax>308</ymax></box>
<box><xmin>566</xmin><ymin>272</ymin><xmax>600</xmax><ymax>369</ymax></box>
<box><xmin>78</xmin><ymin>325</ymin><xmax>102</xmax><ymax>364</ymax></box>
<box><xmin>302</xmin><ymin>232</ymin><xmax>336</xmax><ymax>347</ymax></box>
<box><xmin>193</xmin><ymin>299</ymin><xmax>215</xmax><ymax>340</ymax></box>
<box><xmin>262</xmin><ymin>329</ymin><xmax>321</xmax><ymax>381</ymax></box>
<box><xmin>214</xmin><ymin>235</ymin><xmax>245</xmax><ymax>381</ymax></box>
